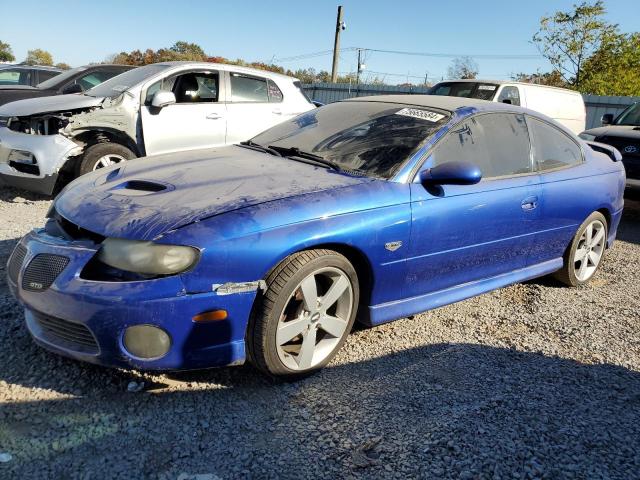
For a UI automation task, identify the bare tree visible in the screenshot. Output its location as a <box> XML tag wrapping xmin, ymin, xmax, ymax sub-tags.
<box><xmin>447</xmin><ymin>56</ymin><xmax>478</xmax><ymax>79</ymax></box>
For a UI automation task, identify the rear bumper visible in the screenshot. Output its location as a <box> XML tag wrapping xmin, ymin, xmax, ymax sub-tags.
<box><xmin>8</xmin><ymin>229</ymin><xmax>256</xmax><ymax>371</ymax></box>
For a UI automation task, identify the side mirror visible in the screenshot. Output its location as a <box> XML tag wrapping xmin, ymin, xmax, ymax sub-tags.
<box><xmin>419</xmin><ymin>161</ymin><xmax>482</xmax><ymax>187</ymax></box>
<box><xmin>601</xmin><ymin>113</ymin><xmax>614</xmax><ymax>125</ymax></box>
<box><xmin>62</xmin><ymin>83</ymin><xmax>83</xmax><ymax>94</ymax></box>
<box><xmin>151</xmin><ymin>90</ymin><xmax>176</xmax><ymax>109</ymax></box>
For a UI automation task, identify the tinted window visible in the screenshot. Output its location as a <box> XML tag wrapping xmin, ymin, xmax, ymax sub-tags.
<box><xmin>76</xmin><ymin>71</ymin><xmax>118</xmax><ymax>91</ymax></box>
<box><xmin>432</xmin><ymin>113</ymin><xmax>532</xmax><ymax>178</ymax></box>
<box><xmin>497</xmin><ymin>86</ymin><xmax>521</xmax><ymax>106</ymax></box>
<box><xmin>614</xmin><ymin>103</ymin><xmax>640</xmax><ymax>126</ymax></box>
<box><xmin>38</xmin><ymin>70</ymin><xmax>60</xmax><ymax>83</ymax></box>
<box><xmin>145</xmin><ymin>71</ymin><xmax>219</xmax><ymax>104</ymax></box>
<box><xmin>268</xmin><ymin>79</ymin><xmax>283</xmax><ymax>102</ymax></box>
<box><xmin>37</xmin><ymin>66</ymin><xmax>87</xmax><ymax>89</ymax></box>
<box><xmin>528</xmin><ymin>117</ymin><xmax>582</xmax><ymax>171</ymax></box>
<box><xmin>430</xmin><ymin>82</ymin><xmax>499</xmax><ymax>101</ymax></box>
<box><xmin>231</xmin><ymin>74</ymin><xmax>268</xmax><ymax>102</ymax></box>
<box><xmin>252</xmin><ymin>102</ymin><xmax>450</xmax><ymax>178</ymax></box>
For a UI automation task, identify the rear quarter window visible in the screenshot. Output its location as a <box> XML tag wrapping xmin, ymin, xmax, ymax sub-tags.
<box><xmin>527</xmin><ymin>117</ymin><xmax>583</xmax><ymax>171</ymax></box>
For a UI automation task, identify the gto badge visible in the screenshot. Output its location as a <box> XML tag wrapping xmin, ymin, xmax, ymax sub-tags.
<box><xmin>624</xmin><ymin>145</ymin><xmax>638</xmax><ymax>154</ymax></box>
<box><xmin>385</xmin><ymin>241</ymin><xmax>403</xmax><ymax>252</ymax></box>
<box><xmin>28</xmin><ymin>282</ymin><xmax>43</xmax><ymax>290</ymax></box>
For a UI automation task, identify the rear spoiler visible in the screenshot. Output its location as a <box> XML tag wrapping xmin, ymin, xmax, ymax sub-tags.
<box><xmin>586</xmin><ymin>141</ymin><xmax>622</xmax><ymax>162</ymax></box>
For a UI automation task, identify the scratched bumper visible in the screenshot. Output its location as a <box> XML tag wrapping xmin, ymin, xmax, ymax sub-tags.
<box><xmin>8</xmin><ymin>229</ymin><xmax>256</xmax><ymax>371</ymax></box>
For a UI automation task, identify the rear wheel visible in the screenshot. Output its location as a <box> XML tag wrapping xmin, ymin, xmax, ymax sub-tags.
<box><xmin>247</xmin><ymin>249</ymin><xmax>359</xmax><ymax>377</ymax></box>
<box><xmin>554</xmin><ymin>212</ymin><xmax>608</xmax><ymax>287</ymax></box>
<box><xmin>77</xmin><ymin>142</ymin><xmax>136</xmax><ymax>176</ymax></box>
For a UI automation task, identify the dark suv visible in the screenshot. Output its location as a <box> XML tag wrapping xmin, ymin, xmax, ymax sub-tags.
<box><xmin>0</xmin><ymin>64</ymin><xmax>134</xmax><ymax>107</ymax></box>
<box><xmin>581</xmin><ymin>102</ymin><xmax>640</xmax><ymax>190</ymax></box>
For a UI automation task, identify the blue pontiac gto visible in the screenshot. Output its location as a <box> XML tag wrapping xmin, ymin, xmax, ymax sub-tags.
<box><xmin>7</xmin><ymin>96</ymin><xmax>625</xmax><ymax>377</ymax></box>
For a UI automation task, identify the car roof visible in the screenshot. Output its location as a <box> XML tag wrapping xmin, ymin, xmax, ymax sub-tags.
<box><xmin>153</xmin><ymin>61</ymin><xmax>298</xmax><ymax>81</ymax></box>
<box><xmin>0</xmin><ymin>64</ymin><xmax>62</xmax><ymax>72</ymax></box>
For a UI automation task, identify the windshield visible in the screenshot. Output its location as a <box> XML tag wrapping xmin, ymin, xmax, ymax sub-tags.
<box><xmin>615</xmin><ymin>103</ymin><xmax>640</xmax><ymax>126</ymax></box>
<box><xmin>37</xmin><ymin>66</ymin><xmax>87</xmax><ymax>89</ymax></box>
<box><xmin>251</xmin><ymin>101</ymin><xmax>451</xmax><ymax>178</ymax></box>
<box><xmin>85</xmin><ymin>64</ymin><xmax>168</xmax><ymax>98</ymax></box>
<box><xmin>430</xmin><ymin>82</ymin><xmax>499</xmax><ymax>101</ymax></box>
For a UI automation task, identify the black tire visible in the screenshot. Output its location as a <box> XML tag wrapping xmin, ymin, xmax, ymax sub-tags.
<box><xmin>553</xmin><ymin>211</ymin><xmax>608</xmax><ymax>287</ymax></box>
<box><xmin>247</xmin><ymin>249</ymin><xmax>359</xmax><ymax>378</ymax></box>
<box><xmin>77</xmin><ymin>142</ymin><xmax>136</xmax><ymax>176</ymax></box>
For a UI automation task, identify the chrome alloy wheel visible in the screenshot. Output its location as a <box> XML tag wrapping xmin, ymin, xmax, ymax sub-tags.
<box><xmin>276</xmin><ymin>267</ymin><xmax>354</xmax><ymax>371</ymax></box>
<box><xmin>574</xmin><ymin>219</ymin><xmax>606</xmax><ymax>282</ymax></box>
<box><xmin>93</xmin><ymin>154</ymin><xmax>127</xmax><ymax>170</ymax></box>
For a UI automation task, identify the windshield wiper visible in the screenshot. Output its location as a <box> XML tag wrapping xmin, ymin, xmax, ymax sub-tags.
<box><xmin>268</xmin><ymin>146</ymin><xmax>341</xmax><ymax>171</ymax></box>
<box><xmin>238</xmin><ymin>140</ymin><xmax>282</xmax><ymax>157</ymax></box>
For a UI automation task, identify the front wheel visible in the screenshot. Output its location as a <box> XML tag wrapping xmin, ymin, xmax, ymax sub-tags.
<box><xmin>77</xmin><ymin>142</ymin><xmax>136</xmax><ymax>176</ymax></box>
<box><xmin>554</xmin><ymin>211</ymin><xmax>608</xmax><ymax>287</ymax></box>
<box><xmin>247</xmin><ymin>249</ymin><xmax>359</xmax><ymax>377</ymax></box>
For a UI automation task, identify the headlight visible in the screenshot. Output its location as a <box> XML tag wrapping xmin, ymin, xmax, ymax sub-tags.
<box><xmin>97</xmin><ymin>238</ymin><xmax>199</xmax><ymax>275</ymax></box>
<box><xmin>579</xmin><ymin>133</ymin><xmax>597</xmax><ymax>141</ymax></box>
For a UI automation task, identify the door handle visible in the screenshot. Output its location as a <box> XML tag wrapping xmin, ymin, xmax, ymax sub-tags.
<box><xmin>521</xmin><ymin>196</ymin><xmax>539</xmax><ymax>211</ymax></box>
<box><xmin>206</xmin><ymin>113</ymin><xmax>223</xmax><ymax>120</ymax></box>
<box><xmin>272</xmin><ymin>109</ymin><xmax>283</xmax><ymax>115</ymax></box>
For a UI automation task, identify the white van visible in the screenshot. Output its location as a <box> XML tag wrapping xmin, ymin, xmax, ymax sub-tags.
<box><xmin>429</xmin><ymin>80</ymin><xmax>586</xmax><ymax>134</ymax></box>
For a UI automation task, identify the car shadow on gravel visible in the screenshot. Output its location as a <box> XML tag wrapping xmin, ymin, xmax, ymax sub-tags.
<box><xmin>1</xmin><ymin>342</ymin><xmax>639</xmax><ymax>479</ymax></box>
<box><xmin>0</xmin><ymin>184</ymin><xmax>51</xmax><ymax>203</ymax></box>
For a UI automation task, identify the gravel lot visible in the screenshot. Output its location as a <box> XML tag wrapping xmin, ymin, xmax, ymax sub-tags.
<box><xmin>0</xmin><ymin>186</ymin><xmax>639</xmax><ymax>479</ymax></box>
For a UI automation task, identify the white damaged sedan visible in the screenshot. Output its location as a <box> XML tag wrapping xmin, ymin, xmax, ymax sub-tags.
<box><xmin>0</xmin><ymin>62</ymin><xmax>314</xmax><ymax>194</ymax></box>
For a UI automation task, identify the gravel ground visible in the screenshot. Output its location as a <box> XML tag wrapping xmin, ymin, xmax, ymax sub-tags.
<box><xmin>0</xmin><ymin>186</ymin><xmax>639</xmax><ymax>480</ymax></box>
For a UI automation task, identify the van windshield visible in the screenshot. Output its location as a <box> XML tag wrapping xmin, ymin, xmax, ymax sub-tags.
<box><xmin>615</xmin><ymin>103</ymin><xmax>640</xmax><ymax>126</ymax></box>
<box><xmin>430</xmin><ymin>82</ymin><xmax>499</xmax><ymax>101</ymax></box>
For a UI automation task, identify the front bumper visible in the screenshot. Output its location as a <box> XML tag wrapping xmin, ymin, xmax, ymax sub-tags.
<box><xmin>0</xmin><ymin>127</ymin><xmax>80</xmax><ymax>195</ymax></box>
<box><xmin>7</xmin><ymin>229</ymin><xmax>257</xmax><ymax>371</ymax></box>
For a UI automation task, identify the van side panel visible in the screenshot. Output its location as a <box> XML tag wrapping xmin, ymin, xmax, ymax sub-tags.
<box><xmin>520</xmin><ymin>85</ymin><xmax>586</xmax><ymax>134</ymax></box>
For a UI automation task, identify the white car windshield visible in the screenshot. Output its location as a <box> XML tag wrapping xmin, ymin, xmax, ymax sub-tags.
<box><xmin>85</xmin><ymin>64</ymin><xmax>169</xmax><ymax>98</ymax></box>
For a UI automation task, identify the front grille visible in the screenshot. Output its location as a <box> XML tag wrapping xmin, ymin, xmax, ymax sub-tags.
<box><xmin>32</xmin><ymin>313</ymin><xmax>99</xmax><ymax>354</ymax></box>
<box><xmin>7</xmin><ymin>244</ymin><xmax>27</xmax><ymax>284</ymax></box>
<box><xmin>22</xmin><ymin>254</ymin><xmax>69</xmax><ymax>292</ymax></box>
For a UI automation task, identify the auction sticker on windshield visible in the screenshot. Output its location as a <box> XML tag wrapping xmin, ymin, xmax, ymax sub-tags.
<box><xmin>395</xmin><ymin>108</ymin><xmax>446</xmax><ymax>122</ymax></box>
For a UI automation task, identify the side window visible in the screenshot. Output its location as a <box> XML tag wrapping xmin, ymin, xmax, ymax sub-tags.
<box><xmin>528</xmin><ymin>117</ymin><xmax>582</xmax><ymax>171</ymax></box>
<box><xmin>76</xmin><ymin>71</ymin><xmax>116</xmax><ymax>91</ymax></box>
<box><xmin>432</xmin><ymin>113</ymin><xmax>532</xmax><ymax>179</ymax></box>
<box><xmin>267</xmin><ymin>79</ymin><xmax>283</xmax><ymax>102</ymax></box>
<box><xmin>145</xmin><ymin>72</ymin><xmax>218</xmax><ymax>104</ymax></box>
<box><xmin>230</xmin><ymin>73</ymin><xmax>268</xmax><ymax>102</ymax></box>
<box><xmin>38</xmin><ymin>70</ymin><xmax>59</xmax><ymax>83</ymax></box>
<box><xmin>497</xmin><ymin>86</ymin><xmax>521</xmax><ymax>106</ymax></box>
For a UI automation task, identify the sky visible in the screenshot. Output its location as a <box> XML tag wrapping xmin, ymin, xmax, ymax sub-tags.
<box><xmin>1</xmin><ymin>0</ymin><xmax>639</xmax><ymax>84</ymax></box>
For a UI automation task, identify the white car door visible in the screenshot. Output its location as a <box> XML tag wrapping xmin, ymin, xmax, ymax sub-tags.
<box><xmin>140</xmin><ymin>70</ymin><xmax>227</xmax><ymax>156</ymax></box>
<box><xmin>224</xmin><ymin>72</ymin><xmax>290</xmax><ymax>144</ymax></box>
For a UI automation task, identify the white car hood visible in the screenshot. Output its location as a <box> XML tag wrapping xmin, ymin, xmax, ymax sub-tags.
<box><xmin>0</xmin><ymin>94</ymin><xmax>104</xmax><ymax>116</ymax></box>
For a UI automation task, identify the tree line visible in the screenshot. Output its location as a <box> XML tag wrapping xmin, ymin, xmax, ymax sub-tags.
<box><xmin>1</xmin><ymin>1</ymin><xmax>638</xmax><ymax>95</ymax></box>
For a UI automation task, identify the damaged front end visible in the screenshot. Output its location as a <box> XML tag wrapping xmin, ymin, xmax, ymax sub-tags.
<box><xmin>0</xmin><ymin>94</ymin><xmax>134</xmax><ymax>195</ymax></box>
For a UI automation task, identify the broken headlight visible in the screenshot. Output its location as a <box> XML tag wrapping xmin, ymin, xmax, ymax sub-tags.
<box><xmin>97</xmin><ymin>238</ymin><xmax>199</xmax><ymax>276</ymax></box>
<box><xmin>8</xmin><ymin>149</ymin><xmax>36</xmax><ymax>165</ymax></box>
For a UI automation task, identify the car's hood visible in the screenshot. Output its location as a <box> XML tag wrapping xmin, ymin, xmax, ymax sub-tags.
<box><xmin>55</xmin><ymin>146</ymin><xmax>371</xmax><ymax>240</ymax></box>
<box><xmin>584</xmin><ymin>125</ymin><xmax>640</xmax><ymax>140</ymax></box>
<box><xmin>0</xmin><ymin>93</ymin><xmax>103</xmax><ymax>116</ymax></box>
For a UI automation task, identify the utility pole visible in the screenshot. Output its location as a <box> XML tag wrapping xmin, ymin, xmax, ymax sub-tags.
<box><xmin>356</xmin><ymin>48</ymin><xmax>364</xmax><ymax>85</ymax></box>
<box><xmin>331</xmin><ymin>6</ymin><xmax>345</xmax><ymax>83</ymax></box>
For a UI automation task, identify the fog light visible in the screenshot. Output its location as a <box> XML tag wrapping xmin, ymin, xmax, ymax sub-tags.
<box><xmin>8</xmin><ymin>149</ymin><xmax>36</xmax><ymax>164</ymax></box>
<box><xmin>123</xmin><ymin>325</ymin><xmax>171</xmax><ymax>359</ymax></box>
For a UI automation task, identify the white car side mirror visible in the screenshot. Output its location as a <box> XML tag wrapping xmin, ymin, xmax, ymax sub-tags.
<box><xmin>151</xmin><ymin>90</ymin><xmax>176</xmax><ymax>109</ymax></box>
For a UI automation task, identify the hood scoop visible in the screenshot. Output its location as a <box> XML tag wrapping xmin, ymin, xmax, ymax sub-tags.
<box><xmin>109</xmin><ymin>179</ymin><xmax>172</xmax><ymax>196</ymax></box>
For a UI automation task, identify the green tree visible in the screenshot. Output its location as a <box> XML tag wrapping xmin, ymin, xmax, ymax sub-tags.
<box><xmin>170</xmin><ymin>41</ymin><xmax>207</xmax><ymax>61</ymax></box>
<box><xmin>512</xmin><ymin>70</ymin><xmax>567</xmax><ymax>88</ymax></box>
<box><xmin>0</xmin><ymin>40</ymin><xmax>15</xmax><ymax>62</ymax></box>
<box><xmin>24</xmin><ymin>48</ymin><xmax>53</xmax><ymax>66</ymax></box>
<box><xmin>579</xmin><ymin>32</ymin><xmax>640</xmax><ymax>95</ymax></box>
<box><xmin>55</xmin><ymin>62</ymin><xmax>71</xmax><ymax>70</ymax></box>
<box><xmin>532</xmin><ymin>1</ymin><xmax>616</xmax><ymax>88</ymax></box>
<box><xmin>447</xmin><ymin>56</ymin><xmax>478</xmax><ymax>79</ymax></box>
